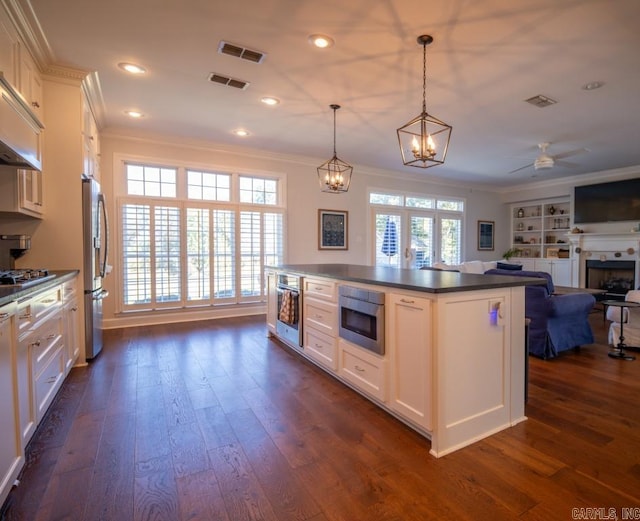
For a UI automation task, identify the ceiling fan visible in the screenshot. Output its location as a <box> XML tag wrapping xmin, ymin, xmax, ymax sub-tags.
<box><xmin>509</xmin><ymin>142</ymin><xmax>589</xmax><ymax>175</ymax></box>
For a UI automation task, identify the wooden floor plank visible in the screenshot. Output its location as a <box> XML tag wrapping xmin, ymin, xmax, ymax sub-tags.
<box><xmin>3</xmin><ymin>313</ymin><xmax>640</xmax><ymax>520</ymax></box>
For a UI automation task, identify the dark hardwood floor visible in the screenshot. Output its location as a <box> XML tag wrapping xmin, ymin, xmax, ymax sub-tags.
<box><xmin>2</xmin><ymin>311</ymin><xmax>639</xmax><ymax>520</ymax></box>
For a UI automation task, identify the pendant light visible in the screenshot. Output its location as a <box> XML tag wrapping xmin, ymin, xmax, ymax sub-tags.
<box><xmin>317</xmin><ymin>104</ymin><xmax>353</xmax><ymax>193</ymax></box>
<box><xmin>397</xmin><ymin>35</ymin><xmax>452</xmax><ymax>169</ymax></box>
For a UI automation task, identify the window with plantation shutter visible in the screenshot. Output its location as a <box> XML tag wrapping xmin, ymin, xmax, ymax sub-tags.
<box><xmin>118</xmin><ymin>161</ymin><xmax>284</xmax><ymax>312</ymax></box>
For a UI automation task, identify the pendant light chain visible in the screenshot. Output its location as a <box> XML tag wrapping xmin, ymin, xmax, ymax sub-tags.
<box><xmin>333</xmin><ymin>106</ymin><xmax>337</xmax><ymax>156</ymax></box>
<box><xmin>422</xmin><ymin>40</ymin><xmax>427</xmax><ymax>114</ymax></box>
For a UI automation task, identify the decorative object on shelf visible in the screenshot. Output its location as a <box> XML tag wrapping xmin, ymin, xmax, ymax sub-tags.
<box><xmin>517</xmin><ymin>222</ymin><xmax>524</xmax><ymax>231</ymax></box>
<box><xmin>502</xmin><ymin>247</ymin><xmax>521</xmax><ymax>260</ymax></box>
<box><xmin>517</xmin><ymin>208</ymin><xmax>525</xmax><ymax>218</ymax></box>
<box><xmin>575</xmin><ymin>247</ymin><xmax>582</xmax><ymax>253</ymax></box>
<box><xmin>571</xmin><ymin>227</ymin><xmax>584</xmax><ymax>234</ymax></box>
<box><xmin>527</xmin><ymin>225</ymin><xmax>534</xmax><ymax>230</ymax></box>
<box><xmin>547</xmin><ymin>248</ymin><xmax>560</xmax><ymax>258</ymax></box>
<box><xmin>549</xmin><ymin>205</ymin><xmax>556</xmax><ymax>215</ymax></box>
<box><xmin>628</xmin><ymin>248</ymin><xmax>636</xmax><ymax>255</ymax></box>
<box><xmin>477</xmin><ymin>220</ymin><xmax>494</xmax><ymax>251</ymax></box>
<box><xmin>397</xmin><ymin>35</ymin><xmax>452</xmax><ymax>169</ymax></box>
<box><xmin>318</xmin><ymin>209</ymin><xmax>348</xmax><ymax>249</ymax></box>
<box><xmin>317</xmin><ymin>104</ymin><xmax>352</xmax><ymax>193</ymax></box>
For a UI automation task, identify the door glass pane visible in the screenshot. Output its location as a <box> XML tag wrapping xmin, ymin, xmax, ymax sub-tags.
<box><xmin>410</xmin><ymin>215</ymin><xmax>434</xmax><ymax>268</ymax></box>
<box><xmin>440</xmin><ymin>217</ymin><xmax>462</xmax><ymax>265</ymax></box>
<box><xmin>375</xmin><ymin>214</ymin><xmax>400</xmax><ymax>267</ymax></box>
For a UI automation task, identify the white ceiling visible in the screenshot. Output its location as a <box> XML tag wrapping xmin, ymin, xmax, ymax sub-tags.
<box><xmin>25</xmin><ymin>0</ymin><xmax>640</xmax><ymax>188</ymax></box>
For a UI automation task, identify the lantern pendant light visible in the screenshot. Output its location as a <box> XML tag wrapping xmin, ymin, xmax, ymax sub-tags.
<box><xmin>397</xmin><ymin>35</ymin><xmax>452</xmax><ymax>168</ymax></box>
<box><xmin>317</xmin><ymin>104</ymin><xmax>353</xmax><ymax>193</ymax></box>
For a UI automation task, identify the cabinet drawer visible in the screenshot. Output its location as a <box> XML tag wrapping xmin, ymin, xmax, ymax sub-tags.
<box><xmin>32</xmin><ymin>287</ymin><xmax>63</xmax><ymax>324</ymax></box>
<box><xmin>34</xmin><ymin>346</ymin><xmax>64</xmax><ymax>421</ymax></box>
<box><xmin>304</xmin><ymin>298</ymin><xmax>337</xmax><ymax>335</ymax></box>
<box><xmin>63</xmin><ymin>278</ymin><xmax>78</xmax><ymax>301</ymax></box>
<box><xmin>339</xmin><ymin>340</ymin><xmax>386</xmax><ymax>402</ymax></box>
<box><xmin>18</xmin><ymin>286</ymin><xmax>63</xmax><ymax>335</ymax></box>
<box><xmin>304</xmin><ymin>327</ymin><xmax>337</xmax><ymax>371</ymax></box>
<box><xmin>304</xmin><ymin>278</ymin><xmax>336</xmax><ymax>302</ymax></box>
<box><xmin>31</xmin><ymin>313</ymin><xmax>64</xmax><ymax>378</ymax></box>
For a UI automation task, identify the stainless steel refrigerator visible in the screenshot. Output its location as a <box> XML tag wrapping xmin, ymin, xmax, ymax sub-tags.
<box><xmin>82</xmin><ymin>176</ymin><xmax>109</xmax><ymax>360</ymax></box>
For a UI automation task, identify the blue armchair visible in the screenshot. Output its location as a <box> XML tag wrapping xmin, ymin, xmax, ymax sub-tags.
<box><xmin>484</xmin><ymin>269</ymin><xmax>596</xmax><ymax>359</ymax></box>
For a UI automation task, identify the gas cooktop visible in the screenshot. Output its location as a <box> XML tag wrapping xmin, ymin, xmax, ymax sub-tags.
<box><xmin>0</xmin><ymin>269</ymin><xmax>56</xmax><ymax>287</ymax></box>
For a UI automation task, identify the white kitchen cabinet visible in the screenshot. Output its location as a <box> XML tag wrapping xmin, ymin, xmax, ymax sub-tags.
<box><xmin>0</xmin><ymin>169</ymin><xmax>44</xmax><ymax>218</ymax></box>
<box><xmin>63</xmin><ymin>279</ymin><xmax>80</xmax><ymax>373</ymax></box>
<box><xmin>82</xmin><ymin>93</ymin><xmax>100</xmax><ymax>180</ymax></box>
<box><xmin>303</xmin><ymin>281</ymin><xmax>339</xmax><ymax>372</ymax></box>
<box><xmin>17</xmin><ymin>43</ymin><xmax>43</xmax><ymax>121</ymax></box>
<box><xmin>0</xmin><ymin>6</ymin><xmax>19</xmax><ymax>88</ymax></box>
<box><xmin>0</xmin><ymin>302</ymin><xmax>22</xmax><ymax>508</ymax></box>
<box><xmin>387</xmin><ymin>293</ymin><xmax>433</xmax><ymax>431</ymax></box>
<box><xmin>304</xmin><ymin>326</ymin><xmax>337</xmax><ymax>371</ymax></box>
<box><xmin>303</xmin><ymin>277</ymin><xmax>337</xmax><ymax>301</ymax></box>
<box><xmin>15</xmin><ymin>327</ymin><xmax>35</xmax><ymax>447</ymax></box>
<box><xmin>339</xmin><ymin>338</ymin><xmax>387</xmax><ymax>402</ymax></box>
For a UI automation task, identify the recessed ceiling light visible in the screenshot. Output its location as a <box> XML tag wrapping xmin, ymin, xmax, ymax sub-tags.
<box><xmin>308</xmin><ymin>34</ymin><xmax>334</xmax><ymax>49</ymax></box>
<box><xmin>118</xmin><ymin>62</ymin><xmax>147</xmax><ymax>74</ymax></box>
<box><xmin>233</xmin><ymin>129</ymin><xmax>250</xmax><ymax>137</ymax></box>
<box><xmin>125</xmin><ymin>110</ymin><xmax>144</xmax><ymax>118</ymax></box>
<box><xmin>261</xmin><ymin>96</ymin><xmax>280</xmax><ymax>106</ymax></box>
<box><xmin>582</xmin><ymin>81</ymin><xmax>604</xmax><ymax>91</ymax></box>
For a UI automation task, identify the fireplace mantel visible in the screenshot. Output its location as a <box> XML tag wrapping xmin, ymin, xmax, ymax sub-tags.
<box><xmin>567</xmin><ymin>232</ymin><xmax>640</xmax><ymax>288</ymax></box>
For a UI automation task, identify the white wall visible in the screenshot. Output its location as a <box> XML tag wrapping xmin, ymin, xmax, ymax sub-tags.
<box><xmin>97</xmin><ymin>131</ymin><xmax>506</xmax><ymax>325</ymax></box>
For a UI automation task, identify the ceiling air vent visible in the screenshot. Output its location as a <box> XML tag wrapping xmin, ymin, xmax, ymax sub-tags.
<box><xmin>208</xmin><ymin>73</ymin><xmax>250</xmax><ymax>90</ymax></box>
<box><xmin>524</xmin><ymin>94</ymin><xmax>557</xmax><ymax>108</ymax></box>
<box><xmin>218</xmin><ymin>41</ymin><xmax>266</xmax><ymax>64</ymax></box>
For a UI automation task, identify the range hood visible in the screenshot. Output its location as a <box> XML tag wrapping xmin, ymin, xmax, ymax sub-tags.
<box><xmin>0</xmin><ymin>72</ymin><xmax>44</xmax><ymax>171</ymax></box>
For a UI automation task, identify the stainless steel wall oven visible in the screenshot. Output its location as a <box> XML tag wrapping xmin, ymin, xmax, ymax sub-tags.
<box><xmin>276</xmin><ymin>273</ymin><xmax>303</xmax><ymax>347</ymax></box>
<box><xmin>338</xmin><ymin>285</ymin><xmax>385</xmax><ymax>354</ymax></box>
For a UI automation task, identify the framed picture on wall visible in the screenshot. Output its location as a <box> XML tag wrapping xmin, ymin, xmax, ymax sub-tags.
<box><xmin>318</xmin><ymin>209</ymin><xmax>348</xmax><ymax>250</ymax></box>
<box><xmin>478</xmin><ymin>220</ymin><xmax>495</xmax><ymax>251</ymax></box>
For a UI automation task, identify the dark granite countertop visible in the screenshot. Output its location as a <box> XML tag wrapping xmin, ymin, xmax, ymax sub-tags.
<box><xmin>0</xmin><ymin>270</ymin><xmax>80</xmax><ymax>307</ymax></box>
<box><xmin>269</xmin><ymin>264</ymin><xmax>546</xmax><ymax>294</ymax></box>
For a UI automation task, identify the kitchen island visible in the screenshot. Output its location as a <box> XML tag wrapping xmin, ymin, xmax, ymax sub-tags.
<box><xmin>267</xmin><ymin>264</ymin><xmax>545</xmax><ymax>457</ymax></box>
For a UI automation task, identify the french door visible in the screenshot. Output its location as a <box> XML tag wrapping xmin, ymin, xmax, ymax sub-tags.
<box><xmin>373</xmin><ymin>210</ymin><xmax>462</xmax><ymax>269</ymax></box>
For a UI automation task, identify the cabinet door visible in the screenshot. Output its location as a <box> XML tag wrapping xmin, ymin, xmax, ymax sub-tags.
<box><xmin>0</xmin><ymin>309</ymin><xmax>23</xmax><ymax>507</ymax></box>
<box><xmin>387</xmin><ymin>293</ymin><xmax>432</xmax><ymax>430</ymax></box>
<box><xmin>16</xmin><ymin>331</ymin><xmax>36</xmax><ymax>447</ymax></box>
<box><xmin>18</xmin><ymin>45</ymin><xmax>43</xmax><ymax>120</ymax></box>
<box><xmin>18</xmin><ymin>169</ymin><xmax>44</xmax><ymax>215</ymax></box>
<box><xmin>64</xmin><ymin>297</ymin><xmax>80</xmax><ymax>373</ymax></box>
<box><xmin>0</xmin><ymin>11</ymin><xmax>19</xmax><ymax>87</ymax></box>
<box><xmin>551</xmin><ymin>260</ymin><xmax>571</xmax><ymax>287</ymax></box>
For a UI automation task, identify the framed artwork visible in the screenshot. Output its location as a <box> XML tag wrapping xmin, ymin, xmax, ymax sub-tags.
<box><xmin>318</xmin><ymin>209</ymin><xmax>348</xmax><ymax>250</ymax></box>
<box><xmin>477</xmin><ymin>220</ymin><xmax>495</xmax><ymax>251</ymax></box>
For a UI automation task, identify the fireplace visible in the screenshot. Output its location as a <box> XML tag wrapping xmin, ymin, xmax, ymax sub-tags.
<box><xmin>585</xmin><ymin>260</ymin><xmax>635</xmax><ymax>300</ymax></box>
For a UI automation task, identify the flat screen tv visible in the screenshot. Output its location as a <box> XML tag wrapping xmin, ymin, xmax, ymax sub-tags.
<box><xmin>574</xmin><ymin>178</ymin><xmax>640</xmax><ymax>224</ymax></box>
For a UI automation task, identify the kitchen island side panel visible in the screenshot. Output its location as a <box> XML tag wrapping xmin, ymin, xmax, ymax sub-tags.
<box><xmin>431</xmin><ymin>286</ymin><xmax>526</xmax><ymax>457</ymax></box>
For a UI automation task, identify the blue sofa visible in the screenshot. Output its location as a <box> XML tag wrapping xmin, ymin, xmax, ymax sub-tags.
<box><xmin>484</xmin><ymin>268</ymin><xmax>596</xmax><ymax>359</ymax></box>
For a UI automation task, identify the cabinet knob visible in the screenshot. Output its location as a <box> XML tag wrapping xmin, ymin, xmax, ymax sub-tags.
<box><xmin>31</xmin><ymin>101</ymin><xmax>40</xmax><ymax>108</ymax></box>
<box><xmin>355</xmin><ymin>365</ymin><xmax>365</xmax><ymax>373</ymax></box>
<box><xmin>19</xmin><ymin>313</ymin><xmax>32</xmax><ymax>320</ymax></box>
